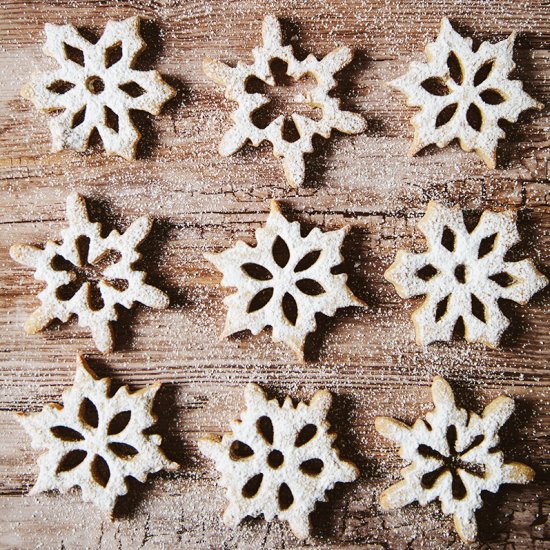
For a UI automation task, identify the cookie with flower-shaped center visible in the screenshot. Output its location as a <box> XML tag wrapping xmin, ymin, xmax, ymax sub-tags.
<box><xmin>199</xmin><ymin>383</ymin><xmax>358</xmax><ymax>539</ymax></box>
<box><xmin>204</xmin><ymin>200</ymin><xmax>364</xmax><ymax>360</ymax></box>
<box><xmin>376</xmin><ymin>377</ymin><xmax>534</xmax><ymax>542</ymax></box>
<box><xmin>384</xmin><ymin>201</ymin><xmax>547</xmax><ymax>346</ymax></box>
<box><xmin>22</xmin><ymin>16</ymin><xmax>175</xmax><ymax>159</ymax></box>
<box><xmin>390</xmin><ymin>17</ymin><xmax>543</xmax><ymax>167</ymax></box>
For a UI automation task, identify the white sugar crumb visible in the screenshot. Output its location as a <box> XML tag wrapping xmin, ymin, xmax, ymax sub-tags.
<box><xmin>1</xmin><ymin>0</ymin><xmax>548</xmax><ymax>548</ymax></box>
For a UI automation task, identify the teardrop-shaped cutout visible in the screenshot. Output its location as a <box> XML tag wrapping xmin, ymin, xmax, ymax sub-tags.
<box><xmin>256</xmin><ymin>416</ymin><xmax>274</xmax><ymax>445</ymax></box>
<box><xmin>466</xmin><ymin>103</ymin><xmax>482</xmax><ymax>132</ymax></box>
<box><xmin>296</xmin><ymin>279</ymin><xmax>325</xmax><ymax>296</ymax></box>
<box><xmin>421</xmin><ymin>466</ymin><xmax>446</xmax><ymax>489</ymax></box>
<box><xmin>47</xmin><ymin>81</ymin><xmax>75</xmax><ymax>95</ymax></box>
<box><xmin>91</xmin><ymin>454</ymin><xmax>110</xmax><ymax>487</ymax></box>
<box><xmin>435</xmin><ymin>103</ymin><xmax>458</xmax><ymax>128</ymax></box>
<box><xmin>57</xmin><ymin>450</ymin><xmax>87</xmax><ymax>473</ymax></box>
<box><xmin>473</xmin><ymin>61</ymin><xmax>494</xmax><ymax>86</ymax></box>
<box><xmin>241</xmin><ymin>263</ymin><xmax>273</xmax><ymax>281</ymax></box>
<box><xmin>104</xmin><ymin>106</ymin><xmax>119</xmax><ymax>133</ymax></box>
<box><xmin>421</xmin><ymin>77</ymin><xmax>451</xmax><ymax>96</ymax></box>
<box><xmin>294</xmin><ymin>250</ymin><xmax>321</xmax><ymax>272</ymax></box>
<box><xmin>79</xmin><ymin>397</ymin><xmax>99</xmax><ymax>428</ymax></box>
<box><xmin>447</xmin><ymin>52</ymin><xmax>463</xmax><ymax>85</ymax></box>
<box><xmin>107</xmin><ymin>411</ymin><xmax>131</xmax><ymax>435</ymax></box>
<box><xmin>119</xmin><ymin>81</ymin><xmax>146</xmax><ymax>98</ymax></box>
<box><xmin>108</xmin><ymin>442</ymin><xmax>138</xmax><ymax>459</ymax></box>
<box><xmin>71</xmin><ymin>106</ymin><xmax>86</xmax><ymax>129</ymax></box>
<box><xmin>451</xmin><ymin>471</ymin><xmax>468</xmax><ymax>499</ymax></box>
<box><xmin>230</xmin><ymin>440</ymin><xmax>254</xmax><ymax>460</ymax></box>
<box><xmin>471</xmin><ymin>294</ymin><xmax>486</xmax><ymax>323</ymax></box>
<box><xmin>478</xmin><ymin>233</ymin><xmax>497</xmax><ymax>258</ymax></box>
<box><xmin>300</xmin><ymin>458</ymin><xmax>324</xmax><ymax>476</ymax></box>
<box><xmin>441</xmin><ymin>226</ymin><xmax>455</xmax><ymax>252</ymax></box>
<box><xmin>416</xmin><ymin>264</ymin><xmax>438</xmax><ymax>281</ymax></box>
<box><xmin>64</xmin><ymin>43</ymin><xmax>84</xmax><ymax>66</ymax></box>
<box><xmin>50</xmin><ymin>426</ymin><xmax>85</xmax><ymax>441</ymax></box>
<box><xmin>247</xmin><ymin>287</ymin><xmax>274</xmax><ymax>313</ymax></box>
<box><xmin>272</xmin><ymin>236</ymin><xmax>290</xmax><ymax>268</ymax></box>
<box><xmin>282</xmin><ymin>292</ymin><xmax>298</xmax><ymax>325</ymax></box>
<box><xmin>295</xmin><ymin>424</ymin><xmax>317</xmax><ymax>447</ymax></box>
<box><xmin>105</xmin><ymin>42</ymin><xmax>123</xmax><ymax>68</ymax></box>
<box><xmin>479</xmin><ymin>89</ymin><xmax>505</xmax><ymax>105</ymax></box>
<box><xmin>435</xmin><ymin>295</ymin><xmax>450</xmax><ymax>322</ymax></box>
<box><xmin>278</xmin><ymin>482</ymin><xmax>294</xmax><ymax>510</ymax></box>
<box><xmin>489</xmin><ymin>272</ymin><xmax>515</xmax><ymax>287</ymax></box>
<box><xmin>242</xmin><ymin>473</ymin><xmax>263</xmax><ymax>498</ymax></box>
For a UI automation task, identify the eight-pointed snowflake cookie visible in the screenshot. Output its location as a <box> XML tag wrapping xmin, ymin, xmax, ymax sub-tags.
<box><xmin>384</xmin><ymin>201</ymin><xmax>547</xmax><ymax>346</ymax></box>
<box><xmin>390</xmin><ymin>17</ymin><xmax>543</xmax><ymax>168</ymax></box>
<box><xmin>199</xmin><ymin>383</ymin><xmax>358</xmax><ymax>539</ymax></box>
<box><xmin>21</xmin><ymin>16</ymin><xmax>175</xmax><ymax>159</ymax></box>
<box><xmin>204</xmin><ymin>200</ymin><xmax>364</xmax><ymax>360</ymax></box>
<box><xmin>10</xmin><ymin>192</ymin><xmax>169</xmax><ymax>352</ymax></box>
<box><xmin>203</xmin><ymin>15</ymin><xmax>366</xmax><ymax>187</ymax></box>
<box><xmin>375</xmin><ymin>376</ymin><xmax>535</xmax><ymax>543</ymax></box>
<box><xmin>17</xmin><ymin>355</ymin><xmax>178</xmax><ymax>513</ymax></box>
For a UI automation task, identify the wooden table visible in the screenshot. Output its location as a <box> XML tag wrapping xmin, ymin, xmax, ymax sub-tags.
<box><xmin>1</xmin><ymin>1</ymin><xmax>548</xmax><ymax>548</ymax></box>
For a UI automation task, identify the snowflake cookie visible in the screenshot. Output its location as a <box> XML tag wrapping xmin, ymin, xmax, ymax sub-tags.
<box><xmin>384</xmin><ymin>201</ymin><xmax>547</xmax><ymax>346</ymax></box>
<box><xmin>390</xmin><ymin>17</ymin><xmax>543</xmax><ymax>168</ymax></box>
<box><xmin>22</xmin><ymin>16</ymin><xmax>175</xmax><ymax>159</ymax></box>
<box><xmin>204</xmin><ymin>15</ymin><xmax>366</xmax><ymax>187</ymax></box>
<box><xmin>375</xmin><ymin>376</ymin><xmax>534</xmax><ymax>542</ymax></box>
<box><xmin>10</xmin><ymin>192</ymin><xmax>169</xmax><ymax>352</ymax></box>
<box><xmin>17</xmin><ymin>356</ymin><xmax>178</xmax><ymax>513</ymax></box>
<box><xmin>204</xmin><ymin>200</ymin><xmax>363</xmax><ymax>360</ymax></box>
<box><xmin>199</xmin><ymin>383</ymin><xmax>358</xmax><ymax>539</ymax></box>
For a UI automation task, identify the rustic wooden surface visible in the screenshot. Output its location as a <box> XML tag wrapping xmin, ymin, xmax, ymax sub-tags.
<box><xmin>0</xmin><ymin>0</ymin><xmax>549</xmax><ymax>548</ymax></box>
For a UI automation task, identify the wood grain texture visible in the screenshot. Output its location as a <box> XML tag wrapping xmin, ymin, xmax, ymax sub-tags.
<box><xmin>0</xmin><ymin>0</ymin><xmax>548</xmax><ymax>548</ymax></box>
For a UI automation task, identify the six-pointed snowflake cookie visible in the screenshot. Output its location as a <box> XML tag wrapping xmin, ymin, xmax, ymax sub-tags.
<box><xmin>203</xmin><ymin>15</ymin><xmax>366</xmax><ymax>187</ymax></box>
<box><xmin>10</xmin><ymin>192</ymin><xmax>169</xmax><ymax>352</ymax></box>
<box><xmin>390</xmin><ymin>17</ymin><xmax>543</xmax><ymax>168</ymax></box>
<box><xmin>199</xmin><ymin>383</ymin><xmax>358</xmax><ymax>539</ymax></box>
<box><xmin>384</xmin><ymin>201</ymin><xmax>547</xmax><ymax>346</ymax></box>
<box><xmin>17</xmin><ymin>356</ymin><xmax>178</xmax><ymax>513</ymax></box>
<box><xmin>375</xmin><ymin>376</ymin><xmax>534</xmax><ymax>543</ymax></box>
<box><xmin>204</xmin><ymin>200</ymin><xmax>364</xmax><ymax>360</ymax></box>
<box><xmin>22</xmin><ymin>16</ymin><xmax>175</xmax><ymax>159</ymax></box>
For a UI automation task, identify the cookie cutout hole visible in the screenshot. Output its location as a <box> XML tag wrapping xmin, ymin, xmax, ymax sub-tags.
<box><xmin>108</xmin><ymin>442</ymin><xmax>138</xmax><ymax>459</ymax></box>
<box><xmin>107</xmin><ymin>411</ymin><xmax>131</xmax><ymax>435</ymax></box>
<box><xmin>247</xmin><ymin>287</ymin><xmax>274</xmax><ymax>313</ymax></box>
<box><xmin>241</xmin><ymin>263</ymin><xmax>273</xmax><ymax>281</ymax></box>
<box><xmin>441</xmin><ymin>226</ymin><xmax>455</xmax><ymax>252</ymax></box>
<box><xmin>471</xmin><ymin>294</ymin><xmax>486</xmax><ymax>323</ymax></box>
<box><xmin>278</xmin><ymin>482</ymin><xmax>294</xmax><ymax>510</ymax></box>
<box><xmin>489</xmin><ymin>272</ymin><xmax>515</xmax><ymax>287</ymax></box>
<box><xmin>421</xmin><ymin>465</ymin><xmax>446</xmax><ymax>489</ymax></box>
<box><xmin>50</xmin><ymin>426</ymin><xmax>84</xmax><ymax>441</ymax></box>
<box><xmin>435</xmin><ymin>294</ymin><xmax>450</xmax><ymax>322</ymax></box>
<box><xmin>104</xmin><ymin>106</ymin><xmax>119</xmax><ymax>132</ymax></box>
<box><xmin>249</xmin><ymin>58</ymin><xmax>321</xmax><ymax>130</ymax></box>
<box><xmin>479</xmin><ymin>89</ymin><xmax>505</xmax><ymax>105</ymax></box>
<box><xmin>267</xmin><ymin>449</ymin><xmax>284</xmax><ymax>469</ymax></box>
<box><xmin>229</xmin><ymin>440</ymin><xmax>254</xmax><ymax>460</ymax></box>
<box><xmin>447</xmin><ymin>51</ymin><xmax>463</xmax><ymax>85</ymax></box>
<box><xmin>282</xmin><ymin>292</ymin><xmax>298</xmax><ymax>325</ymax></box>
<box><xmin>242</xmin><ymin>473</ymin><xmax>263</xmax><ymax>498</ymax></box>
<box><xmin>272</xmin><ymin>236</ymin><xmax>290</xmax><ymax>268</ymax></box>
<box><xmin>454</xmin><ymin>264</ymin><xmax>466</xmax><ymax>284</ymax></box>
<box><xmin>64</xmin><ymin>43</ymin><xmax>85</xmax><ymax>66</ymax></box>
<box><xmin>466</xmin><ymin>103</ymin><xmax>482</xmax><ymax>132</ymax></box>
<box><xmin>105</xmin><ymin>42</ymin><xmax>123</xmax><ymax>68</ymax></box>
<box><xmin>57</xmin><ymin>449</ymin><xmax>87</xmax><ymax>473</ymax></box>
<box><xmin>478</xmin><ymin>233</ymin><xmax>497</xmax><ymax>258</ymax></box>
<box><xmin>451</xmin><ymin>471</ymin><xmax>468</xmax><ymax>500</ymax></box>
<box><xmin>417</xmin><ymin>264</ymin><xmax>438</xmax><ymax>281</ymax></box>
<box><xmin>256</xmin><ymin>416</ymin><xmax>274</xmax><ymax>445</ymax></box>
<box><xmin>474</xmin><ymin>61</ymin><xmax>494</xmax><ymax>87</ymax></box>
<box><xmin>47</xmin><ymin>80</ymin><xmax>75</xmax><ymax>95</ymax></box>
<box><xmin>79</xmin><ymin>397</ymin><xmax>99</xmax><ymax>428</ymax></box>
<box><xmin>86</xmin><ymin>76</ymin><xmax>105</xmax><ymax>95</ymax></box>
<box><xmin>300</xmin><ymin>458</ymin><xmax>324</xmax><ymax>476</ymax></box>
<box><xmin>462</xmin><ymin>434</ymin><xmax>485</xmax><ymax>455</ymax></box>
<box><xmin>296</xmin><ymin>278</ymin><xmax>325</xmax><ymax>296</ymax></box>
<box><xmin>295</xmin><ymin>424</ymin><xmax>317</xmax><ymax>447</ymax></box>
<box><xmin>421</xmin><ymin>77</ymin><xmax>450</xmax><ymax>96</ymax></box>
<box><xmin>71</xmin><ymin>106</ymin><xmax>86</xmax><ymax>129</ymax></box>
<box><xmin>435</xmin><ymin>103</ymin><xmax>458</xmax><ymax>128</ymax></box>
<box><xmin>119</xmin><ymin>81</ymin><xmax>146</xmax><ymax>98</ymax></box>
<box><xmin>91</xmin><ymin>454</ymin><xmax>110</xmax><ymax>487</ymax></box>
<box><xmin>294</xmin><ymin>250</ymin><xmax>321</xmax><ymax>272</ymax></box>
